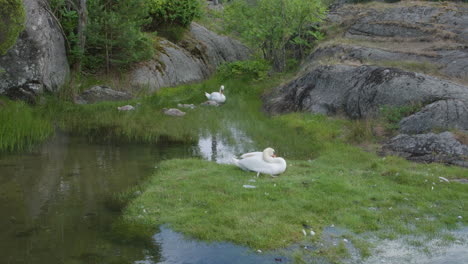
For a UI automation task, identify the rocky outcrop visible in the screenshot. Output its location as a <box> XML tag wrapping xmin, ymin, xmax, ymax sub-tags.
<box><xmin>130</xmin><ymin>23</ymin><xmax>250</xmax><ymax>91</ymax></box>
<box><xmin>382</xmin><ymin>132</ymin><xmax>468</xmax><ymax>167</ymax></box>
<box><xmin>306</xmin><ymin>44</ymin><xmax>468</xmax><ymax>80</ymax></box>
<box><xmin>265</xmin><ymin>64</ymin><xmax>468</xmax><ymax>133</ymax></box>
<box><xmin>74</xmin><ymin>86</ymin><xmax>132</xmax><ymax>104</ymax></box>
<box><xmin>0</xmin><ymin>0</ymin><xmax>69</xmax><ymax>102</ymax></box>
<box><xmin>264</xmin><ymin>1</ymin><xmax>468</xmax><ymax>166</ymax></box>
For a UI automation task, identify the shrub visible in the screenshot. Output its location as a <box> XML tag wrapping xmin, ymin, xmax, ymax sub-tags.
<box><xmin>217</xmin><ymin>59</ymin><xmax>271</xmax><ymax>81</ymax></box>
<box><xmin>0</xmin><ymin>0</ymin><xmax>25</xmax><ymax>55</ymax></box>
<box><xmin>147</xmin><ymin>0</ymin><xmax>202</xmax><ymax>29</ymax></box>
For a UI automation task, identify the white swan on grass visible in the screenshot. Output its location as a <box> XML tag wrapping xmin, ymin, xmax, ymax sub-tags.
<box><xmin>205</xmin><ymin>85</ymin><xmax>226</xmax><ymax>103</ymax></box>
<box><xmin>233</xmin><ymin>147</ymin><xmax>287</xmax><ymax>177</ymax></box>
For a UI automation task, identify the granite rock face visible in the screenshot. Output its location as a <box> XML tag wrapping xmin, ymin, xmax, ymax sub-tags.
<box><xmin>382</xmin><ymin>132</ymin><xmax>468</xmax><ymax>167</ymax></box>
<box><xmin>130</xmin><ymin>23</ymin><xmax>250</xmax><ymax>91</ymax></box>
<box><xmin>265</xmin><ymin>64</ymin><xmax>468</xmax><ymax>133</ymax></box>
<box><xmin>0</xmin><ymin>0</ymin><xmax>69</xmax><ymax>102</ymax></box>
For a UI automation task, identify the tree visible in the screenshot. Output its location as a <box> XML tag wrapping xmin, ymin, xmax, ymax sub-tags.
<box><xmin>224</xmin><ymin>0</ymin><xmax>326</xmax><ymax>71</ymax></box>
<box><xmin>84</xmin><ymin>0</ymin><xmax>153</xmax><ymax>72</ymax></box>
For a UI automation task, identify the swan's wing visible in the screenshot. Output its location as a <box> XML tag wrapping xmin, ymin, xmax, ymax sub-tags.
<box><xmin>240</xmin><ymin>152</ymin><xmax>262</xmax><ymax>159</ymax></box>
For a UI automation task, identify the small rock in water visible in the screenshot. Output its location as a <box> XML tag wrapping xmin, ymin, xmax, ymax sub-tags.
<box><xmin>343</xmin><ymin>238</ymin><xmax>348</xmax><ymax>243</ymax></box>
<box><xmin>117</xmin><ymin>105</ymin><xmax>135</xmax><ymax>111</ymax></box>
<box><xmin>177</xmin><ymin>103</ymin><xmax>196</xmax><ymax>109</ymax></box>
<box><xmin>201</xmin><ymin>100</ymin><xmax>220</xmax><ymax>107</ymax></box>
<box><xmin>256</xmin><ymin>249</ymin><xmax>262</xmax><ymax>253</ymax></box>
<box><xmin>243</xmin><ymin>185</ymin><xmax>256</xmax><ymax>189</ymax></box>
<box><xmin>163</xmin><ymin>108</ymin><xmax>186</xmax><ymax>117</ymax></box>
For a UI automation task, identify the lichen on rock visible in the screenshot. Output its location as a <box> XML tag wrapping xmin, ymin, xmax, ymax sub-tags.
<box><xmin>0</xmin><ymin>0</ymin><xmax>25</xmax><ymax>55</ymax></box>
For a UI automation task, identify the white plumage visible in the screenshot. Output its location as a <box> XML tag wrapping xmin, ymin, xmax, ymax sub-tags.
<box><xmin>233</xmin><ymin>148</ymin><xmax>287</xmax><ymax>177</ymax></box>
<box><xmin>205</xmin><ymin>85</ymin><xmax>226</xmax><ymax>103</ymax></box>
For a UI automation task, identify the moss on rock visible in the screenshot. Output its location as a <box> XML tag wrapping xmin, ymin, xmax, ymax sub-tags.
<box><xmin>0</xmin><ymin>0</ymin><xmax>26</xmax><ymax>55</ymax></box>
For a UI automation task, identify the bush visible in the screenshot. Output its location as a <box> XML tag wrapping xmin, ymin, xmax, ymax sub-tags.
<box><xmin>380</xmin><ymin>104</ymin><xmax>422</xmax><ymax>130</ymax></box>
<box><xmin>147</xmin><ymin>0</ymin><xmax>202</xmax><ymax>29</ymax></box>
<box><xmin>217</xmin><ymin>60</ymin><xmax>271</xmax><ymax>80</ymax></box>
<box><xmin>0</xmin><ymin>0</ymin><xmax>25</xmax><ymax>55</ymax></box>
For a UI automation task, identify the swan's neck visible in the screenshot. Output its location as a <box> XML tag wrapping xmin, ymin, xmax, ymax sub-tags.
<box><xmin>263</xmin><ymin>153</ymin><xmax>275</xmax><ymax>163</ymax></box>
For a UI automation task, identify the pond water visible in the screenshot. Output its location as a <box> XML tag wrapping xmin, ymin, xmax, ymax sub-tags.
<box><xmin>1</xmin><ymin>130</ymin><xmax>466</xmax><ymax>264</ymax></box>
<box><xmin>0</xmin><ymin>130</ymin><xmax>281</xmax><ymax>264</ymax></box>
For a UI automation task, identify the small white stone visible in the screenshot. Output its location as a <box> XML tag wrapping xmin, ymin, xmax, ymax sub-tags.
<box><xmin>302</xmin><ymin>229</ymin><xmax>307</xmax><ymax>236</ymax></box>
<box><xmin>343</xmin><ymin>238</ymin><xmax>348</xmax><ymax>243</ymax></box>
<box><xmin>310</xmin><ymin>230</ymin><xmax>315</xmax><ymax>236</ymax></box>
<box><xmin>457</xmin><ymin>216</ymin><xmax>463</xmax><ymax>219</ymax></box>
<box><xmin>256</xmin><ymin>249</ymin><xmax>262</xmax><ymax>253</ymax></box>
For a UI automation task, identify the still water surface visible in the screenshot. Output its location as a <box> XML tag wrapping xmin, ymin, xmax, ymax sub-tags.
<box><xmin>0</xmin><ymin>131</ymin><xmax>280</xmax><ymax>264</ymax></box>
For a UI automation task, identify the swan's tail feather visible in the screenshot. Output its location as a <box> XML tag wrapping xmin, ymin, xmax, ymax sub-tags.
<box><xmin>232</xmin><ymin>158</ymin><xmax>240</xmax><ymax>166</ymax></box>
<box><xmin>205</xmin><ymin>92</ymin><xmax>211</xmax><ymax>100</ymax></box>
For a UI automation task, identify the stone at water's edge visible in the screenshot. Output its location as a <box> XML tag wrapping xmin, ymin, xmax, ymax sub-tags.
<box><xmin>130</xmin><ymin>23</ymin><xmax>250</xmax><ymax>91</ymax></box>
<box><xmin>75</xmin><ymin>86</ymin><xmax>133</xmax><ymax>104</ymax></box>
<box><xmin>382</xmin><ymin>132</ymin><xmax>468</xmax><ymax>168</ymax></box>
<box><xmin>264</xmin><ymin>64</ymin><xmax>468</xmax><ymax>133</ymax></box>
<box><xmin>0</xmin><ymin>0</ymin><xmax>69</xmax><ymax>102</ymax></box>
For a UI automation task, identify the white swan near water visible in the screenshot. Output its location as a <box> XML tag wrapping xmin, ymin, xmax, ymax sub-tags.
<box><xmin>205</xmin><ymin>85</ymin><xmax>226</xmax><ymax>103</ymax></box>
<box><xmin>233</xmin><ymin>148</ymin><xmax>287</xmax><ymax>177</ymax></box>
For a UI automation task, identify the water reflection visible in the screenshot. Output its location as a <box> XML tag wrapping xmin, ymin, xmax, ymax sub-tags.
<box><xmin>197</xmin><ymin>126</ymin><xmax>255</xmax><ymax>164</ymax></box>
<box><xmin>136</xmin><ymin>226</ymin><xmax>284</xmax><ymax>264</ymax></box>
<box><xmin>0</xmin><ymin>132</ymin><xmax>195</xmax><ymax>264</ymax></box>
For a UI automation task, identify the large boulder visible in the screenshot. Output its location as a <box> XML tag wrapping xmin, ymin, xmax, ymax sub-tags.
<box><xmin>0</xmin><ymin>0</ymin><xmax>69</xmax><ymax>102</ymax></box>
<box><xmin>130</xmin><ymin>23</ymin><xmax>250</xmax><ymax>91</ymax></box>
<box><xmin>265</xmin><ymin>65</ymin><xmax>468</xmax><ymax>134</ymax></box>
<box><xmin>382</xmin><ymin>132</ymin><xmax>468</xmax><ymax>167</ymax></box>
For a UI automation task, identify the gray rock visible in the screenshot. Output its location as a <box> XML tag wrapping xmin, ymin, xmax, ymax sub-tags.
<box><xmin>382</xmin><ymin>132</ymin><xmax>468</xmax><ymax>167</ymax></box>
<box><xmin>177</xmin><ymin>103</ymin><xmax>196</xmax><ymax>109</ymax></box>
<box><xmin>75</xmin><ymin>86</ymin><xmax>132</xmax><ymax>104</ymax></box>
<box><xmin>131</xmin><ymin>23</ymin><xmax>249</xmax><ymax>91</ymax></box>
<box><xmin>400</xmin><ymin>100</ymin><xmax>468</xmax><ymax>134</ymax></box>
<box><xmin>306</xmin><ymin>44</ymin><xmax>468</xmax><ymax>80</ymax></box>
<box><xmin>265</xmin><ymin>64</ymin><xmax>468</xmax><ymax>132</ymax></box>
<box><xmin>163</xmin><ymin>108</ymin><xmax>186</xmax><ymax>117</ymax></box>
<box><xmin>117</xmin><ymin>105</ymin><xmax>135</xmax><ymax>111</ymax></box>
<box><xmin>0</xmin><ymin>0</ymin><xmax>69</xmax><ymax>101</ymax></box>
<box><xmin>344</xmin><ymin>5</ymin><xmax>467</xmax><ymax>42</ymax></box>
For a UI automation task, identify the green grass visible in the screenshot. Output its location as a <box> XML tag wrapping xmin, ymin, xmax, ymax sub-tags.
<box><xmin>119</xmin><ymin>153</ymin><xmax>467</xmax><ymax>251</ymax></box>
<box><xmin>0</xmin><ymin>97</ymin><xmax>53</xmax><ymax>152</ymax></box>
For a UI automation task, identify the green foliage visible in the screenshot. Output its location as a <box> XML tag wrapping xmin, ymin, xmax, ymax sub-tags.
<box><xmin>0</xmin><ymin>0</ymin><xmax>25</xmax><ymax>55</ymax></box>
<box><xmin>49</xmin><ymin>0</ymin><xmax>82</xmax><ymax>65</ymax></box>
<box><xmin>0</xmin><ymin>98</ymin><xmax>53</xmax><ymax>152</ymax></box>
<box><xmin>380</xmin><ymin>104</ymin><xmax>422</xmax><ymax>130</ymax></box>
<box><xmin>147</xmin><ymin>0</ymin><xmax>202</xmax><ymax>28</ymax></box>
<box><xmin>84</xmin><ymin>0</ymin><xmax>154</xmax><ymax>72</ymax></box>
<box><xmin>217</xmin><ymin>59</ymin><xmax>271</xmax><ymax>80</ymax></box>
<box><xmin>224</xmin><ymin>0</ymin><xmax>326</xmax><ymax>71</ymax></box>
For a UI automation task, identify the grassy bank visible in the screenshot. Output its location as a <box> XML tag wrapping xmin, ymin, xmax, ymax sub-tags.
<box><xmin>0</xmin><ymin>98</ymin><xmax>53</xmax><ymax>152</ymax></box>
<box><xmin>119</xmin><ymin>154</ymin><xmax>467</xmax><ymax>257</ymax></box>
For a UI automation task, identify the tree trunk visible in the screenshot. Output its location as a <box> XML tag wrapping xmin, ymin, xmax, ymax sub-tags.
<box><xmin>73</xmin><ymin>0</ymin><xmax>87</xmax><ymax>72</ymax></box>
